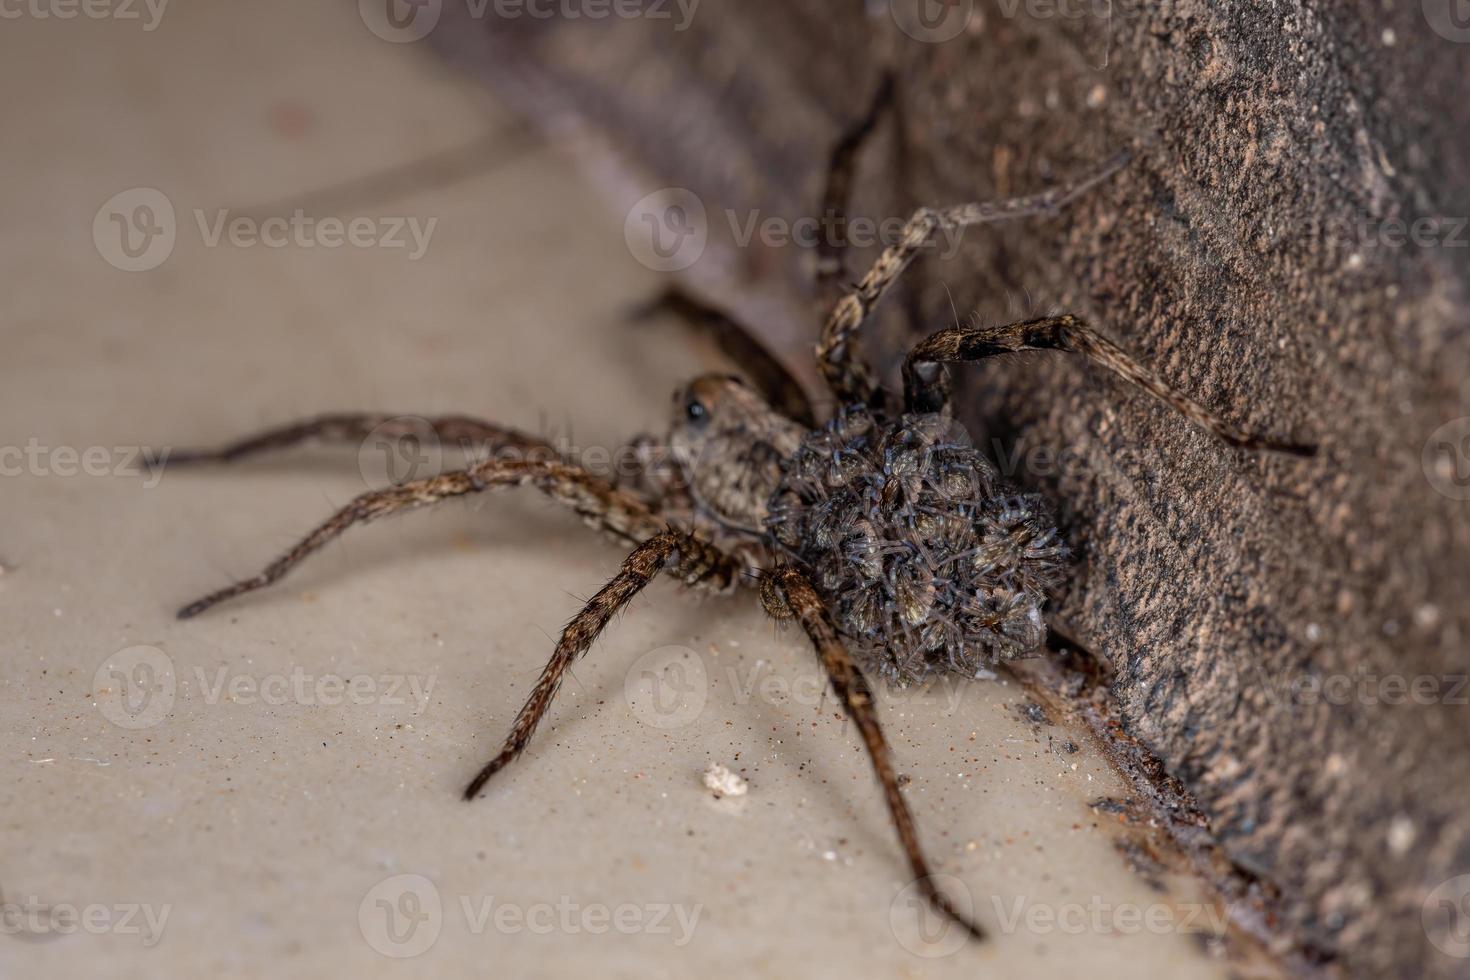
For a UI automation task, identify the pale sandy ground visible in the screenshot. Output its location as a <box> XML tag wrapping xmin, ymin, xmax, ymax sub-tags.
<box><xmin>0</xmin><ymin>4</ymin><xmax>1233</xmax><ymax>978</ymax></box>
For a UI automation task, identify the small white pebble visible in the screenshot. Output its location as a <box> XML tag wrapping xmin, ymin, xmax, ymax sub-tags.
<box><xmin>703</xmin><ymin>762</ymin><xmax>748</xmax><ymax>798</ymax></box>
<box><xmin>1305</xmin><ymin>623</ymin><xmax>1323</xmax><ymax>643</ymax></box>
<box><xmin>1382</xmin><ymin>28</ymin><xmax>1396</xmax><ymax>46</ymax></box>
<box><xmin>822</xmin><ymin>850</ymin><xmax>838</xmax><ymax>862</ymax></box>
<box><xmin>1388</xmin><ymin>815</ymin><xmax>1416</xmax><ymax>855</ymax></box>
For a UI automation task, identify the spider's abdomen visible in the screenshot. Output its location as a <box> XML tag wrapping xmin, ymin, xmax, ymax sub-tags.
<box><xmin>765</xmin><ymin>407</ymin><xmax>1067</xmax><ymax>682</ymax></box>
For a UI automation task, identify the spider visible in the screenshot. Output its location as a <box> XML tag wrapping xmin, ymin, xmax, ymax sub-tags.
<box><xmin>157</xmin><ymin>77</ymin><xmax>1312</xmax><ymax>941</ymax></box>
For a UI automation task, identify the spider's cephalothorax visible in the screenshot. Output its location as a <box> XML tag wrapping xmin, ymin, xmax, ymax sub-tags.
<box><xmin>766</xmin><ymin>405</ymin><xmax>1066</xmax><ymax>682</ymax></box>
<box><xmin>156</xmin><ymin>74</ymin><xmax>1313</xmax><ymax>945</ymax></box>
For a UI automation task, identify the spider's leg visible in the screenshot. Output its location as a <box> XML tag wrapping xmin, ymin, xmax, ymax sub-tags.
<box><xmin>633</xmin><ymin>286</ymin><xmax>815</xmax><ymax>427</ymax></box>
<box><xmin>175</xmin><ymin>459</ymin><xmax>668</xmax><ymax>619</ymax></box>
<box><xmin>155</xmin><ymin>413</ymin><xmax>559</xmax><ymax>468</ymax></box>
<box><xmin>762</xmin><ymin>567</ymin><xmax>986</xmax><ymax>942</ymax></box>
<box><xmin>901</xmin><ymin>314</ymin><xmax>1316</xmax><ymax>456</ymax></box>
<box><xmin>816</xmin><ymin>151</ymin><xmax>1131</xmax><ymax>408</ymax></box>
<box><xmin>814</xmin><ymin>71</ymin><xmax>895</xmax><ymax>306</ymax></box>
<box><xmin>463</xmin><ymin>529</ymin><xmax>741</xmax><ymax>798</ymax></box>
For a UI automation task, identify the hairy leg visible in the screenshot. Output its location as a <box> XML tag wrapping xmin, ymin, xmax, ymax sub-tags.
<box><xmin>902</xmin><ymin>314</ymin><xmax>1316</xmax><ymax>455</ymax></box>
<box><xmin>816</xmin><ymin>151</ymin><xmax>1131</xmax><ymax>408</ymax></box>
<box><xmin>633</xmin><ymin>286</ymin><xmax>815</xmax><ymax>426</ymax></box>
<box><xmin>762</xmin><ymin>567</ymin><xmax>986</xmax><ymax>941</ymax></box>
<box><xmin>814</xmin><ymin>72</ymin><xmax>895</xmax><ymax>306</ymax></box>
<box><xmin>157</xmin><ymin>413</ymin><xmax>559</xmax><ymax>467</ymax></box>
<box><xmin>463</xmin><ymin>529</ymin><xmax>742</xmax><ymax>798</ymax></box>
<box><xmin>175</xmin><ymin>459</ymin><xmax>669</xmax><ymax>619</ymax></box>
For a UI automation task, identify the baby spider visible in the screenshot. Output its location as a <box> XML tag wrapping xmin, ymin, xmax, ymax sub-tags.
<box><xmin>157</xmin><ymin>78</ymin><xmax>1312</xmax><ymax>941</ymax></box>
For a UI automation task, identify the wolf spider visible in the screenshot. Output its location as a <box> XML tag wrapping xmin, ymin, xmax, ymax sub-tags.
<box><xmin>159</xmin><ymin>78</ymin><xmax>1312</xmax><ymax>941</ymax></box>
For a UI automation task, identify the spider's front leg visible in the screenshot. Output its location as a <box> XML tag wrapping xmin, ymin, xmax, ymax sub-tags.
<box><xmin>901</xmin><ymin>315</ymin><xmax>1317</xmax><ymax>456</ymax></box>
<box><xmin>814</xmin><ymin>71</ymin><xmax>895</xmax><ymax>308</ymax></box>
<box><xmin>815</xmin><ymin>152</ymin><xmax>1131</xmax><ymax>408</ymax></box>
<box><xmin>761</xmin><ymin>567</ymin><xmax>987</xmax><ymax>942</ymax></box>
<box><xmin>174</xmin><ymin>458</ymin><xmax>669</xmax><ymax>619</ymax></box>
<box><xmin>463</xmin><ymin>529</ymin><xmax>743</xmax><ymax>798</ymax></box>
<box><xmin>154</xmin><ymin>412</ymin><xmax>559</xmax><ymax>468</ymax></box>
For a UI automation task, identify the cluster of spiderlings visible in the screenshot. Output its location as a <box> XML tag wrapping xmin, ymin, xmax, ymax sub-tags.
<box><xmin>765</xmin><ymin>405</ymin><xmax>1068</xmax><ymax>682</ymax></box>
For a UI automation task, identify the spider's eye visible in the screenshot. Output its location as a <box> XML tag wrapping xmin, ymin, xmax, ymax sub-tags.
<box><xmin>684</xmin><ymin>398</ymin><xmax>709</xmax><ymax>424</ymax></box>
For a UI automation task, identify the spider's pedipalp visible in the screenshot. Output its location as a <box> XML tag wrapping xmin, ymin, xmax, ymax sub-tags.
<box><xmin>766</xmin><ymin>566</ymin><xmax>985</xmax><ymax>943</ymax></box>
<box><xmin>901</xmin><ymin>314</ymin><xmax>1318</xmax><ymax>456</ymax></box>
<box><xmin>463</xmin><ymin>529</ymin><xmax>742</xmax><ymax>799</ymax></box>
<box><xmin>815</xmin><ymin>151</ymin><xmax>1131</xmax><ymax>408</ymax></box>
<box><xmin>174</xmin><ymin>458</ymin><xmax>668</xmax><ymax>620</ymax></box>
